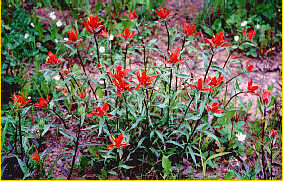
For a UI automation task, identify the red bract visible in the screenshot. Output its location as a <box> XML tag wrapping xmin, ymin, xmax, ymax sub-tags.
<box><xmin>32</xmin><ymin>149</ymin><xmax>40</xmax><ymax>162</ymax></box>
<box><xmin>62</xmin><ymin>68</ymin><xmax>70</xmax><ymax>75</ymax></box>
<box><xmin>270</xmin><ymin>129</ymin><xmax>278</xmax><ymax>137</ymax></box>
<box><xmin>165</xmin><ymin>48</ymin><xmax>182</xmax><ymax>64</ymax></box>
<box><xmin>10</xmin><ymin>93</ymin><xmax>31</xmax><ymax>108</ymax></box>
<box><xmin>262</xmin><ymin>89</ymin><xmax>271</xmax><ymax>105</ymax></box>
<box><xmin>79</xmin><ymin>92</ymin><xmax>86</xmax><ymax>99</ymax></box>
<box><xmin>247</xmin><ymin>79</ymin><xmax>259</xmax><ymax>96</ymax></box>
<box><xmin>136</xmin><ymin>71</ymin><xmax>157</xmax><ymax>90</ymax></box>
<box><xmin>112</xmin><ymin>78</ymin><xmax>133</xmax><ymax>97</ymax></box>
<box><xmin>205</xmin><ymin>32</ymin><xmax>231</xmax><ymax>48</ymax></box>
<box><xmin>34</xmin><ymin>96</ymin><xmax>49</xmax><ymax>109</ymax></box>
<box><xmin>206</xmin><ymin>102</ymin><xmax>224</xmax><ymax>113</ymax></box>
<box><xmin>97</xmin><ymin>30</ymin><xmax>108</xmax><ymax>38</ymax></box>
<box><xmin>243</xmin><ymin>28</ymin><xmax>256</xmax><ymax>41</ymax></box>
<box><xmin>108</xmin><ymin>65</ymin><xmax>130</xmax><ymax>81</ymax></box>
<box><xmin>183</xmin><ymin>21</ymin><xmax>201</xmax><ymax>36</ymax></box>
<box><xmin>84</xmin><ymin>16</ymin><xmax>107</xmax><ymax>34</ymax></box>
<box><xmin>189</xmin><ymin>78</ymin><xmax>209</xmax><ymax>92</ymax></box>
<box><xmin>156</xmin><ymin>6</ymin><xmax>172</xmax><ymax>19</ymax></box>
<box><xmin>246</xmin><ymin>60</ymin><xmax>254</xmax><ymax>72</ymax></box>
<box><xmin>126</xmin><ymin>10</ymin><xmax>138</xmax><ymax>20</ymax></box>
<box><xmin>118</xmin><ymin>27</ymin><xmax>135</xmax><ymax>41</ymax></box>
<box><xmin>65</xmin><ymin>29</ymin><xmax>83</xmax><ymax>43</ymax></box>
<box><xmin>208</xmin><ymin>75</ymin><xmax>224</xmax><ymax>88</ymax></box>
<box><xmin>46</xmin><ymin>51</ymin><xmax>62</xmax><ymax>65</ymax></box>
<box><xmin>88</xmin><ymin>102</ymin><xmax>115</xmax><ymax>119</ymax></box>
<box><xmin>106</xmin><ymin>133</ymin><xmax>130</xmax><ymax>149</ymax></box>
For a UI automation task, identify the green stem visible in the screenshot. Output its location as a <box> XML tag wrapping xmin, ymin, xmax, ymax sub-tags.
<box><xmin>164</xmin><ymin>21</ymin><xmax>170</xmax><ymax>52</ymax></box>
<box><xmin>224</xmin><ymin>91</ymin><xmax>246</xmax><ymax>109</ymax></box>
<box><xmin>124</xmin><ymin>44</ymin><xmax>128</xmax><ymax>69</ymax></box>
<box><xmin>18</xmin><ymin>111</ymin><xmax>24</xmax><ymax>159</ymax></box>
<box><xmin>167</xmin><ymin>68</ymin><xmax>173</xmax><ymax>123</ymax></box>
<box><xmin>204</xmin><ymin>49</ymin><xmax>214</xmax><ymax>82</ymax></box>
<box><xmin>59</xmin><ymin>72</ymin><xmax>76</xmax><ymax>102</ymax></box>
<box><xmin>261</xmin><ymin>106</ymin><xmax>267</xmax><ymax>179</ymax></box>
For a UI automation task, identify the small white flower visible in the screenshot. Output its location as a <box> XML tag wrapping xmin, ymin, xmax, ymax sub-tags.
<box><xmin>30</xmin><ymin>23</ymin><xmax>35</xmax><ymax>28</ymax></box>
<box><xmin>241</xmin><ymin>21</ymin><xmax>247</xmax><ymax>27</ymax></box>
<box><xmin>24</xmin><ymin>33</ymin><xmax>29</xmax><ymax>39</ymax></box>
<box><xmin>28</xmin><ymin>96</ymin><xmax>31</xmax><ymax>100</ymax></box>
<box><xmin>256</xmin><ymin>24</ymin><xmax>260</xmax><ymax>29</ymax></box>
<box><xmin>109</xmin><ymin>34</ymin><xmax>114</xmax><ymax>41</ymax></box>
<box><xmin>64</xmin><ymin>38</ymin><xmax>68</xmax><ymax>41</ymax></box>
<box><xmin>55</xmin><ymin>39</ymin><xmax>58</xmax><ymax>43</ymax></box>
<box><xmin>99</xmin><ymin>46</ymin><xmax>105</xmax><ymax>53</ymax></box>
<box><xmin>49</xmin><ymin>12</ymin><xmax>56</xmax><ymax>20</ymax></box>
<box><xmin>234</xmin><ymin>35</ymin><xmax>239</xmax><ymax>42</ymax></box>
<box><xmin>56</xmin><ymin>20</ymin><xmax>62</xmax><ymax>27</ymax></box>
<box><xmin>53</xmin><ymin>75</ymin><xmax>60</xmax><ymax>81</ymax></box>
<box><xmin>236</xmin><ymin>132</ymin><xmax>246</xmax><ymax>142</ymax></box>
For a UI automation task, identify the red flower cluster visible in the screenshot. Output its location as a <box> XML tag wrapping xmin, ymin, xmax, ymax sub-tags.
<box><xmin>108</xmin><ymin>65</ymin><xmax>133</xmax><ymax>97</ymax></box>
<box><xmin>247</xmin><ymin>79</ymin><xmax>259</xmax><ymax>96</ymax></box>
<box><xmin>118</xmin><ymin>27</ymin><xmax>135</xmax><ymax>41</ymax></box>
<box><xmin>65</xmin><ymin>29</ymin><xmax>83</xmax><ymax>43</ymax></box>
<box><xmin>136</xmin><ymin>71</ymin><xmax>157</xmax><ymax>90</ymax></box>
<box><xmin>165</xmin><ymin>48</ymin><xmax>182</xmax><ymax>64</ymax></box>
<box><xmin>126</xmin><ymin>10</ymin><xmax>138</xmax><ymax>20</ymax></box>
<box><xmin>207</xmin><ymin>75</ymin><xmax>224</xmax><ymax>92</ymax></box>
<box><xmin>84</xmin><ymin>16</ymin><xmax>107</xmax><ymax>34</ymax></box>
<box><xmin>79</xmin><ymin>92</ymin><xmax>86</xmax><ymax>99</ymax></box>
<box><xmin>183</xmin><ymin>21</ymin><xmax>201</xmax><ymax>36</ymax></box>
<box><xmin>206</xmin><ymin>102</ymin><xmax>224</xmax><ymax>114</ymax></box>
<box><xmin>189</xmin><ymin>78</ymin><xmax>209</xmax><ymax>92</ymax></box>
<box><xmin>88</xmin><ymin>102</ymin><xmax>115</xmax><ymax>119</ymax></box>
<box><xmin>10</xmin><ymin>93</ymin><xmax>31</xmax><ymax>108</ymax></box>
<box><xmin>34</xmin><ymin>96</ymin><xmax>49</xmax><ymax>109</ymax></box>
<box><xmin>106</xmin><ymin>133</ymin><xmax>130</xmax><ymax>149</ymax></box>
<box><xmin>270</xmin><ymin>129</ymin><xmax>278</xmax><ymax>138</ymax></box>
<box><xmin>32</xmin><ymin>149</ymin><xmax>40</xmax><ymax>162</ymax></box>
<box><xmin>156</xmin><ymin>6</ymin><xmax>172</xmax><ymax>19</ymax></box>
<box><xmin>261</xmin><ymin>89</ymin><xmax>271</xmax><ymax>105</ymax></box>
<box><xmin>246</xmin><ymin>60</ymin><xmax>254</xmax><ymax>72</ymax></box>
<box><xmin>205</xmin><ymin>32</ymin><xmax>231</xmax><ymax>48</ymax></box>
<box><xmin>46</xmin><ymin>51</ymin><xmax>62</xmax><ymax>65</ymax></box>
<box><xmin>243</xmin><ymin>28</ymin><xmax>256</xmax><ymax>41</ymax></box>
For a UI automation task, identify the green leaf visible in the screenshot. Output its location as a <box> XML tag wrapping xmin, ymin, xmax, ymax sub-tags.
<box><xmin>224</xmin><ymin>171</ymin><xmax>235</xmax><ymax>179</ymax></box>
<box><xmin>155</xmin><ymin>130</ymin><xmax>165</xmax><ymax>144</ymax></box>
<box><xmin>48</xmin><ymin>154</ymin><xmax>63</xmax><ymax>178</ymax></box>
<box><xmin>205</xmin><ymin>152</ymin><xmax>230</xmax><ymax>163</ymax></box>
<box><xmin>119</xmin><ymin>164</ymin><xmax>135</xmax><ymax>169</ymax></box>
<box><xmin>162</xmin><ymin>155</ymin><xmax>172</xmax><ymax>176</ymax></box>
<box><xmin>12</xmin><ymin>154</ymin><xmax>30</xmax><ymax>179</ymax></box>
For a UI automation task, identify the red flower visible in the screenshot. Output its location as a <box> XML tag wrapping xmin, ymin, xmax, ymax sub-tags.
<box><xmin>165</xmin><ymin>48</ymin><xmax>182</xmax><ymax>64</ymax></box>
<box><xmin>126</xmin><ymin>10</ymin><xmax>138</xmax><ymax>20</ymax></box>
<box><xmin>79</xmin><ymin>92</ymin><xmax>86</xmax><ymax>99</ymax></box>
<box><xmin>34</xmin><ymin>96</ymin><xmax>49</xmax><ymax>109</ymax></box>
<box><xmin>46</xmin><ymin>51</ymin><xmax>62</xmax><ymax>65</ymax></box>
<box><xmin>208</xmin><ymin>75</ymin><xmax>224</xmax><ymax>88</ymax></box>
<box><xmin>247</xmin><ymin>79</ymin><xmax>259</xmax><ymax>96</ymax></box>
<box><xmin>65</xmin><ymin>29</ymin><xmax>83</xmax><ymax>43</ymax></box>
<box><xmin>62</xmin><ymin>68</ymin><xmax>70</xmax><ymax>75</ymax></box>
<box><xmin>246</xmin><ymin>60</ymin><xmax>254</xmax><ymax>72</ymax></box>
<box><xmin>118</xmin><ymin>27</ymin><xmax>135</xmax><ymax>41</ymax></box>
<box><xmin>262</xmin><ymin>89</ymin><xmax>271</xmax><ymax>105</ymax></box>
<box><xmin>106</xmin><ymin>133</ymin><xmax>130</xmax><ymax>149</ymax></box>
<box><xmin>243</xmin><ymin>28</ymin><xmax>256</xmax><ymax>41</ymax></box>
<box><xmin>108</xmin><ymin>65</ymin><xmax>133</xmax><ymax>97</ymax></box>
<box><xmin>88</xmin><ymin>102</ymin><xmax>115</xmax><ymax>119</ymax></box>
<box><xmin>156</xmin><ymin>6</ymin><xmax>172</xmax><ymax>19</ymax></box>
<box><xmin>136</xmin><ymin>71</ymin><xmax>157</xmax><ymax>90</ymax></box>
<box><xmin>84</xmin><ymin>16</ymin><xmax>107</xmax><ymax>34</ymax></box>
<box><xmin>183</xmin><ymin>21</ymin><xmax>201</xmax><ymax>36</ymax></box>
<box><xmin>270</xmin><ymin>129</ymin><xmax>278</xmax><ymax>138</ymax></box>
<box><xmin>97</xmin><ymin>30</ymin><xmax>108</xmax><ymax>38</ymax></box>
<box><xmin>32</xmin><ymin>149</ymin><xmax>40</xmax><ymax>162</ymax></box>
<box><xmin>205</xmin><ymin>32</ymin><xmax>231</xmax><ymax>48</ymax></box>
<box><xmin>206</xmin><ymin>102</ymin><xmax>224</xmax><ymax>113</ymax></box>
<box><xmin>189</xmin><ymin>78</ymin><xmax>209</xmax><ymax>92</ymax></box>
<box><xmin>10</xmin><ymin>93</ymin><xmax>31</xmax><ymax>108</ymax></box>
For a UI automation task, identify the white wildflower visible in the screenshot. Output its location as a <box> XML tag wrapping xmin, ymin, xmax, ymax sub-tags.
<box><xmin>55</xmin><ymin>39</ymin><xmax>58</xmax><ymax>43</ymax></box>
<box><xmin>30</xmin><ymin>23</ymin><xmax>35</xmax><ymax>28</ymax></box>
<box><xmin>99</xmin><ymin>46</ymin><xmax>105</xmax><ymax>53</ymax></box>
<box><xmin>234</xmin><ymin>35</ymin><xmax>239</xmax><ymax>42</ymax></box>
<box><xmin>49</xmin><ymin>12</ymin><xmax>56</xmax><ymax>20</ymax></box>
<box><xmin>56</xmin><ymin>20</ymin><xmax>62</xmax><ymax>27</ymax></box>
<box><xmin>53</xmin><ymin>75</ymin><xmax>60</xmax><ymax>81</ymax></box>
<box><xmin>63</xmin><ymin>38</ymin><xmax>68</xmax><ymax>41</ymax></box>
<box><xmin>256</xmin><ymin>24</ymin><xmax>260</xmax><ymax>29</ymax></box>
<box><xmin>24</xmin><ymin>33</ymin><xmax>29</xmax><ymax>39</ymax></box>
<box><xmin>241</xmin><ymin>21</ymin><xmax>247</xmax><ymax>27</ymax></box>
<box><xmin>109</xmin><ymin>34</ymin><xmax>114</xmax><ymax>41</ymax></box>
<box><xmin>236</xmin><ymin>132</ymin><xmax>246</xmax><ymax>142</ymax></box>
